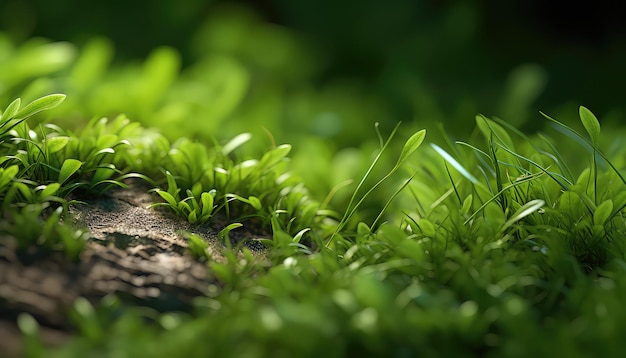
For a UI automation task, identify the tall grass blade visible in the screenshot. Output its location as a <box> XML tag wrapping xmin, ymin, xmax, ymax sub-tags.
<box><xmin>430</xmin><ymin>143</ymin><xmax>479</xmax><ymax>184</ymax></box>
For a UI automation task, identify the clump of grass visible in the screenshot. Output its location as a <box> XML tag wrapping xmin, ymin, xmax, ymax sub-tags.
<box><xmin>0</xmin><ymin>204</ymin><xmax>88</xmax><ymax>262</ymax></box>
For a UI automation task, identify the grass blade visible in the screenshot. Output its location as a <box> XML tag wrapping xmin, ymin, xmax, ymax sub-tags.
<box><xmin>222</xmin><ymin>132</ymin><xmax>252</xmax><ymax>156</ymax></box>
<box><xmin>430</xmin><ymin>143</ymin><xmax>479</xmax><ymax>184</ymax></box>
<box><xmin>500</xmin><ymin>199</ymin><xmax>545</xmax><ymax>233</ymax></box>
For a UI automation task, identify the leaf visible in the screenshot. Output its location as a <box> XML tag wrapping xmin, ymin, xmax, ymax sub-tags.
<box><xmin>165</xmin><ymin>171</ymin><xmax>178</xmax><ymax>196</ymax></box>
<box><xmin>259</xmin><ymin>144</ymin><xmax>291</xmax><ymax>169</ymax></box>
<box><xmin>91</xmin><ymin>165</ymin><xmax>116</xmax><ymax>184</ymax></box>
<box><xmin>357</xmin><ymin>222</ymin><xmax>372</xmax><ymax>235</ymax></box>
<box><xmin>579</xmin><ymin>106</ymin><xmax>601</xmax><ymax>144</ymax></box>
<box><xmin>247</xmin><ymin>196</ymin><xmax>262</xmax><ymax>210</ymax></box>
<box><xmin>218</xmin><ymin>223</ymin><xmax>243</xmax><ymax>245</ymax></box>
<box><xmin>155</xmin><ymin>189</ymin><xmax>178</xmax><ymax>207</ymax></box>
<box><xmin>501</xmin><ymin>199</ymin><xmax>545</xmax><ymax>232</ymax></box>
<box><xmin>14</xmin><ymin>94</ymin><xmax>66</xmax><ymax>120</ymax></box>
<box><xmin>395</xmin><ymin>129</ymin><xmax>426</xmax><ymax>168</ymax></box>
<box><xmin>416</xmin><ymin>218</ymin><xmax>436</xmax><ymax>237</ymax></box>
<box><xmin>200</xmin><ymin>192</ymin><xmax>214</xmax><ymax>218</ymax></box>
<box><xmin>1</xmin><ymin>98</ymin><xmax>21</xmax><ymax>122</ymax></box>
<box><xmin>58</xmin><ymin>159</ymin><xmax>82</xmax><ymax>184</ymax></box>
<box><xmin>93</xmin><ymin>148</ymin><xmax>116</xmax><ymax>156</ymax></box>
<box><xmin>17</xmin><ymin>313</ymin><xmax>39</xmax><ymax>337</ymax></box>
<box><xmin>461</xmin><ymin>194</ymin><xmax>473</xmax><ymax>215</ymax></box>
<box><xmin>430</xmin><ymin>143</ymin><xmax>479</xmax><ymax>184</ymax></box>
<box><xmin>292</xmin><ymin>228</ymin><xmax>311</xmax><ymax>243</ymax></box>
<box><xmin>222</xmin><ymin>132</ymin><xmax>252</xmax><ymax>155</ymax></box>
<box><xmin>594</xmin><ymin>199</ymin><xmax>613</xmax><ymax>225</ymax></box>
<box><xmin>0</xmin><ymin>165</ymin><xmax>19</xmax><ymax>189</ymax></box>
<box><xmin>187</xmin><ymin>191</ymin><xmax>200</xmax><ymax>212</ymax></box>
<box><xmin>188</xmin><ymin>209</ymin><xmax>198</xmax><ymax>224</ymax></box>
<box><xmin>45</xmin><ymin>136</ymin><xmax>70</xmax><ymax>154</ymax></box>
<box><xmin>178</xmin><ymin>200</ymin><xmax>193</xmax><ymax>214</ymax></box>
<box><xmin>38</xmin><ymin>183</ymin><xmax>60</xmax><ymax>198</ymax></box>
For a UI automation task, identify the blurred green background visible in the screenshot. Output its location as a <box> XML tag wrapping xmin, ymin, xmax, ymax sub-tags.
<box><xmin>2</xmin><ymin>0</ymin><xmax>624</xmax><ymax>210</ymax></box>
<box><xmin>2</xmin><ymin>0</ymin><xmax>625</xmax><ymax>130</ymax></box>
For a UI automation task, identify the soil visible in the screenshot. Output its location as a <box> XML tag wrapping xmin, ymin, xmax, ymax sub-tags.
<box><xmin>0</xmin><ymin>180</ymin><xmax>270</xmax><ymax>356</ymax></box>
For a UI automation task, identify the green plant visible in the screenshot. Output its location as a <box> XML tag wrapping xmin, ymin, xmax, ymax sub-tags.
<box><xmin>184</xmin><ymin>232</ymin><xmax>212</xmax><ymax>262</ymax></box>
<box><xmin>0</xmin><ymin>204</ymin><xmax>88</xmax><ymax>261</ymax></box>
<box><xmin>326</xmin><ymin>124</ymin><xmax>426</xmax><ymax>247</ymax></box>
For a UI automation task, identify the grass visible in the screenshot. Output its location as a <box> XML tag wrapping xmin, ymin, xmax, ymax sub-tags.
<box><xmin>2</xmin><ymin>33</ymin><xmax>626</xmax><ymax>357</ymax></box>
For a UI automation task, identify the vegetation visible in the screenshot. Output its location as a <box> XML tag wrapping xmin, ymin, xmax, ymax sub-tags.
<box><xmin>1</xmin><ymin>3</ymin><xmax>626</xmax><ymax>357</ymax></box>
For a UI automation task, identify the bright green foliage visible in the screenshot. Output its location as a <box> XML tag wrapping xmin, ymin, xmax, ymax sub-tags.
<box><xmin>0</xmin><ymin>205</ymin><xmax>88</xmax><ymax>261</ymax></box>
<box><xmin>5</xmin><ymin>96</ymin><xmax>626</xmax><ymax>358</ymax></box>
<box><xmin>0</xmin><ymin>95</ymin><xmax>65</xmax><ymax>142</ymax></box>
<box><xmin>2</xmin><ymin>32</ymin><xmax>626</xmax><ymax>358</ymax></box>
<box><xmin>184</xmin><ymin>233</ymin><xmax>212</xmax><ymax>262</ymax></box>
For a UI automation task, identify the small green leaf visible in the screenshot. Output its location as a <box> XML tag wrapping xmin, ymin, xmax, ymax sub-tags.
<box><xmin>165</xmin><ymin>170</ymin><xmax>178</xmax><ymax>196</ymax></box>
<box><xmin>293</xmin><ymin>228</ymin><xmax>311</xmax><ymax>243</ymax></box>
<box><xmin>260</xmin><ymin>144</ymin><xmax>291</xmax><ymax>168</ymax></box>
<box><xmin>45</xmin><ymin>136</ymin><xmax>70</xmax><ymax>154</ymax></box>
<box><xmin>14</xmin><ymin>94</ymin><xmax>66</xmax><ymax>120</ymax></box>
<box><xmin>579</xmin><ymin>106</ymin><xmax>601</xmax><ymax>144</ymax></box>
<box><xmin>96</xmin><ymin>134</ymin><xmax>119</xmax><ymax>149</ymax></box>
<box><xmin>91</xmin><ymin>165</ymin><xmax>116</xmax><ymax>184</ymax></box>
<box><xmin>416</xmin><ymin>218</ymin><xmax>436</xmax><ymax>237</ymax></box>
<box><xmin>186</xmin><ymin>190</ymin><xmax>200</xmax><ymax>211</ymax></box>
<box><xmin>74</xmin><ymin>296</ymin><xmax>96</xmax><ymax>318</ymax></box>
<box><xmin>219</xmin><ymin>223</ymin><xmax>243</xmax><ymax>249</ymax></box>
<box><xmin>185</xmin><ymin>233</ymin><xmax>210</xmax><ymax>261</ymax></box>
<box><xmin>357</xmin><ymin>222</ymin><xmax>372</xmax><ymax>235</ymax></box>
<box><xmin>501</xmin><ymin>199</ymin><xmax>545</xmax><ymax>232</ymax></box>
<box><xmin>191</xmin><ymin>182</ymin><xmax>203</xmax><ymax>198</ymax></box>
<box><xmin>188</xmin><ymin>209</ymin><xmax>198</xmax><ymax>224</ymax></box>
<box><xmin>17</xmin><ymin>313</ymin><xmax>39</xmax><ymax>337</ymax></box>
<box><xmin>395</xmin><ymin>129</ymin><xmax>426</xmax><ymax>168</ymax></box>
<box><xmin>0</xmin><ymin>165</ymin><xmax>19</xmax><ymax>188</ymax></box>
<box><xmin>11</xmin><ymin>181</ymin><xmax>34</xmax><ymax>202</ymax></box>
<box><xmin>1</xmin><ymin>98</ymin><xmax>21</xmax><ymax>122</ymax></box>
<box><xmin>72</xmin><ymin>297</ymin><xmax>103</xmax><ymax>341</ymax></box>
<box><xmin>430</xmin><ymin>143</ymin><xmax>479</xmax><ymax>184</ymax></box>
<box><xmin>201</xmin><ymin>192</ymin><xmax>214</xmax><ymax>217</ymax></box>
<box><xmin>58</xmin><ymin>159</ymin><xmax>82</xmax><ymax>184</ymax></box>
<box><xmin>222</xmin><ymin>132</ymin><xmax>252</xmax><ymax>155</ymax></box>
<box><xmin>155</xmin><ymin>189</ymin><xmax>178</xmax><ymax>207</ymax></box>
<box><xmin>247</xmin><ymin>196</ymin><xmax>262</xmax><ymax>210</ymax></box>
<box><xmin>93</xmin><ymin>148</ymin><xmax>115</xmax><ymax>156</ymax></box>
<box><xmin>461</xmin><ymin>195</ymin><xmax>473</xmax><ymax>215</ymax></box>
<box><xmin>178</xmin><ymin>200</ymin><xmax>193</xmax><ymax>214</ymax></box>
<box><xmin>38</xmin><ymin>183</ymin><xmax>60</xmax><ymax>198</ymax></box>
<box><xmin>594</xmin><ymin>199</ymin><xmax>613</xmax><ymax>225</ymax></box>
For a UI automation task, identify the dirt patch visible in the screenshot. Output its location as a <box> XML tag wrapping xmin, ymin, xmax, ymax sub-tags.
<box><xmin>0</xmin><ymin>181</ymin><xmax>270</xmax><ymax>354</ymax></box>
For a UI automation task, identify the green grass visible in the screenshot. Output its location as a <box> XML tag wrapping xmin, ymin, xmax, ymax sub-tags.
<box><xmin>2</xmin><ymin>31</ymin><xmax>626</xmax><ymax>357</ymax></box>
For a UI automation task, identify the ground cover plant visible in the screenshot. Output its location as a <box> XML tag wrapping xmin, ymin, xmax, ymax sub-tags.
<box><xmin>2</xmin><ymin>6</ymin><xmax>626</xmax><ymax>358</ymax></box>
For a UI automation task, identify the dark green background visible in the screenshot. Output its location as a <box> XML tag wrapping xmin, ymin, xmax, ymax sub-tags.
<box><xmin>2</xmin><ymin>0</ymin><xmax>625</xmax><ymax>129</ymax></box>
